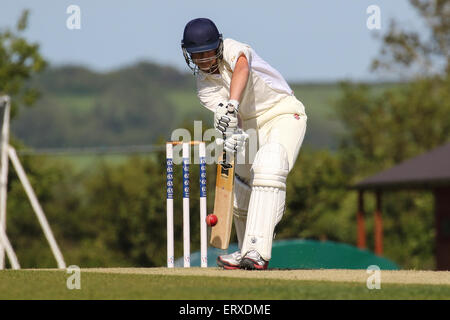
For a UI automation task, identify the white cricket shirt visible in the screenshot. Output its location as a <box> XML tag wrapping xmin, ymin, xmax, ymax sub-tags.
<box><xmin>196</xmin><ymin>38</ymin><xmax>294</xmax><ymax>121</ymax></box>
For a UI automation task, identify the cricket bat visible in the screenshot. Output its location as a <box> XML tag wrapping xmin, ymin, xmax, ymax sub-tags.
<box><xmin>210</xmin><ymin>150</ymin><xmax>235</xmax><ymax>249</ymax></box>
<box><xmin>210</xmin><ymin>104</ymin><xmax>237</xmax><ymax>249</ymax></box>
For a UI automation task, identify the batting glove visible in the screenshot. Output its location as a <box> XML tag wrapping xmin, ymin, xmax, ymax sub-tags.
<box><xmin>223</xmin><ymin>129</ymin><xmax>249</xmax><ymax>154</ymax></box>
<box><xmin>214</xmin><ymin>100</ymin><xmax>239</xmax><ymax>134</ymax></box>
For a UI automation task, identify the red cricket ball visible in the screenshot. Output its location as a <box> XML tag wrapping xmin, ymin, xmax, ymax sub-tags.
<box><xmin>206</xmin><ymin>214</ymin><xmax>218</xmax><ymax>227</ymax></box>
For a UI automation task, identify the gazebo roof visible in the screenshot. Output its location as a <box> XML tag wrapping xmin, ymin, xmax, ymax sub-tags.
<box><xmin>354</xmin><ymin>142</ymin><xmax>450</xmax><ymax>190</ymax></box>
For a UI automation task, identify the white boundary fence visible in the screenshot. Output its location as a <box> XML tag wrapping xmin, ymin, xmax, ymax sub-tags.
<box><xmin>0</xmin><ymin>95</ymin><xmax>66</xmax><ymax>269</ymax></box>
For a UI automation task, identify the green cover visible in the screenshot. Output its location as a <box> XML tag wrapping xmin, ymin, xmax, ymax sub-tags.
<box><xmin>178</xmin><ymin>239</ymin><xmax>399</xmax><ymax>269</ymax></box>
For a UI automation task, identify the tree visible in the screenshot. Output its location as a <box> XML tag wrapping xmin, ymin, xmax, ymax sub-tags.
<box><xmin>0</xmin><ymin>10</ymin><xmax>47</xmax><ymax>116</ymax></box>
<box><xmin>339</xmin><ymin>0</ymin><xmax>450</xmax><ymax>178</ymax></box>
<box><xmin>371</xmin><ymin>0</ymin><xmax>450</xmax><ymax>76</ymax></box>
<box><xmin>332</xmin><ymin>0</ymin><xmax>450</xmax><ymax>269</ymax></box>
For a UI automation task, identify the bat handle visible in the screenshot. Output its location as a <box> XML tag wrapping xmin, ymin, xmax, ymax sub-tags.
<box><xmin>221</xmin><ymin>103</ymin><xmax>236</xmax><ymax>168</ymax></box>
<box><xmin>222</xmin><ymin>131</ymin><xmax>232</xmax><ymax>168</ymax></box>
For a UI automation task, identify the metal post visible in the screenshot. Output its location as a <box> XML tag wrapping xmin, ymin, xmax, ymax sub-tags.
<box><xmin>0</xmin><ymin>96</ymin><xmax>11</xmax><ymax>269</ymax></box>
<box><xmin>8</xmin><ymin>146</ymin><xmax>66</xmax><ymax>268</ymax></box>
<box><xmin>0</xmin><ymin>223</ymin><xmax>20</xmax><ymax>269</ymax></box>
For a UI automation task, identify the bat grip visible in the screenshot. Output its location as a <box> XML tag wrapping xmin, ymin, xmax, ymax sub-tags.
<box><xmin>220</xmin><ymin>104</ymin><xmax>236</xmax><ymax>169</ymax></box>
<box><xmin>222</xmin><ymin>131</ymin><xmax>232</xmax><ymax>168</ymax></box>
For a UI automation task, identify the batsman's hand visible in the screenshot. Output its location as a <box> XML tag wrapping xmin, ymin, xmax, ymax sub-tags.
<box><xmin>218</xmin><ymin>129</ymin><xmax>248</xmax><ymax>154</ymax></box>
<box><xmin>214</xmin><ymin>100</ymin><xmax>239</xmax><ymax>134</ymax></box>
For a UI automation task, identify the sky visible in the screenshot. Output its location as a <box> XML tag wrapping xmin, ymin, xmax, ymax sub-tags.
<box><xmin>0</xmin><ymin>0</ymin><xmax>424</xmax><ymax>82</ymax></box>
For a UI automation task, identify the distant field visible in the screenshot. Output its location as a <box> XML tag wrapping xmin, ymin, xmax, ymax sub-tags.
<box><xmin>11</xmin><ymin>82</ymin><xmax>355</xmax><ymax>170</ymax></box>
<box><xmin>12</xmin><ymin>80</ymin><xmax>401</xmax><ymax>157</ymax></box>
<box><xmin>12</xmin><ymin>63</ymin><xmax>404</xmax><ymax>153</ymax></box>
<box><xmin>43</xmin><ymin>153</ymin><xmax>159</xmax><ymax>172</ymax></box>
<box><xmin>0</xmin><ymin>268</ymin><xmax>448</xmax><ymax>300</ymax></box>
<box><xmin>165</xmin><ymin>83</ymin><xmax>349</xmax><ymax>149</ymax></box>
<box><xmin>11</xmin><ymin>83</ymin><xmax>357</xmax><ymax>151</ymax></box>
<box><xmin>291</xmin><ymin>83</ymin><xmax>346</xmax><ymax>149</ymax></box>
<box><xmin>165</xmin><ymin>89</ymin><xmax>211</xmax><ymax>125</ymax></box>
<box><xmin>54</xmin><ymin>94</ymin><xmax>98</xmax><ymax>116</ymax></box>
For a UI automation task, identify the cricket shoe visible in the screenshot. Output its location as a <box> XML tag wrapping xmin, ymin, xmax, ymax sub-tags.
<box><xmin>216</xmin><ymin>250</ymin><xmax>242</xmax><ymax>270</ymax></box>
<box><xmin>240</xmin><ymin>250</ymin><xmax>269</xmax><ymax>270</ymax></box>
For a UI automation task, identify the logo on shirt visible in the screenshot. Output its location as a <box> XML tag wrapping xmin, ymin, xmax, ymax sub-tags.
<box><xmin>294</xmin><ymin>114</ymin><xmax>300</xmax><ymax>120</ymax></box>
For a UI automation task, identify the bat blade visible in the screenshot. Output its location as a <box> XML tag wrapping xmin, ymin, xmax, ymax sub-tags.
<box><xmin>210</xmin><ymin>152</ymin><xmax>235</xmax><ymax>249</ymax></box>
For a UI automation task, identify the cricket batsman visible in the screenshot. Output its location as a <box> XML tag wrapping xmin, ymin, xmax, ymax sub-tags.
<box><xmin>181</xmin><ymin>18</ymin><xmax>307</xmax><ymax>270</ymax></box>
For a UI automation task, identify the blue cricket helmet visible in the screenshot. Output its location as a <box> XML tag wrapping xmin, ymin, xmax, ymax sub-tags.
<box><xmin>181</xmin><ymin>18</ymin><xmax>224</xmax><ymax>74</ymax></box>
<box><xmin>182</xmin><ymin>18</ymin><xmax>222</xmax><ymax>53</ymax></box>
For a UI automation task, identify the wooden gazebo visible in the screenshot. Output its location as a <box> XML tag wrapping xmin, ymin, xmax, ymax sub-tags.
<box><xmin>353</xmin><ymin>142</ymin><xmax>450</xmax><ymax>270</ymax></box>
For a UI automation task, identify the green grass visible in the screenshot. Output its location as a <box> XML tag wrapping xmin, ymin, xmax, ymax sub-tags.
<box><xmin>165</xmin><ymin>89</ymin><xmax>208</xmax><ymax>123</ymax></box>
<box><xmin>43</xmin><ymin>153</ymin><xmax>160</xmax><ymax>173</ymax></box>
<box><xmin>14</xmin><ymin>82</ymin><xmax>399</xmax><ymax>153</ymax></box>
<box><xmin>0</xmin><ymin>270</ymin><xmax>448</xmax><ymax>300</ymax></box>
<box><xmin>54</xmin><ymin>94</ymin><xmax>98</xmax><ymax>116</ymax></box>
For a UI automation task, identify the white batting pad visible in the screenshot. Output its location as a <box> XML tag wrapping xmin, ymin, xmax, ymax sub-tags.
<box><xmin>241</xmin><ymin>142</ymin><xmax>289</xmax><ymax>260</ymax></box>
